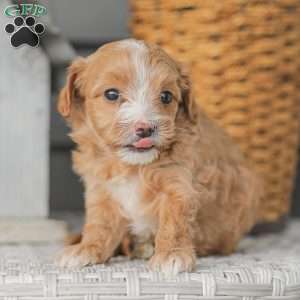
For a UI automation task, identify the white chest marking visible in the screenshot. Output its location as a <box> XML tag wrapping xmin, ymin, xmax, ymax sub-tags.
<box><xmin>106</xmin><ymin>175</ymin><xmax>154</xmax><ymax>236</ymax></box>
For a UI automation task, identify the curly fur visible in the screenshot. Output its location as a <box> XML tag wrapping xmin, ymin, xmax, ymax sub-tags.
<box><xmin>56</xmin><ymin>39</ymin><xmax>261</xmax><ymax>275</ymax></box>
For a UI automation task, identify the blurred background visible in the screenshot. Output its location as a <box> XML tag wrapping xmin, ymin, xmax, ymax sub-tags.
<box><xmin>1</xmin><ymin>0</ymin><xmax>299</xmax><ymax>228</ymax></box>
<box><xmin>49</xmin><ymin>0</ymin><xmax>300</xmax><ymax>220</ymax></box>
<box><xmin>48</xmin><ymin>0</ymin><xmax>130</xmax><ymax>213</ymax></box>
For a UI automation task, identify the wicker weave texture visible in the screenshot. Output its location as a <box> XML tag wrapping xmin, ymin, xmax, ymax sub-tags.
<box><xmin>0</xmin><ymin>221</ymin><xmax>300</xmax><ymax>299</ymax></box>
<box><xmin>130</xmin><ymin>0</ymin><xmax>300</xmax><ymax>222</ymax></box>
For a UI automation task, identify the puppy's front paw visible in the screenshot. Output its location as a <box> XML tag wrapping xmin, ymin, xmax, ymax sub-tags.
<box><xmin>56</xmin><ymin>243</ymin><xmax>107</xmax><ymax>268</ymax></box>
<box><xmin>149</xmin><ymin>250</ymin><xmax>196</xmax><ymax>276</ymax></box>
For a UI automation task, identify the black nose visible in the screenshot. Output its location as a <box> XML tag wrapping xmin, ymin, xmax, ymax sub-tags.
<box><xmin>135</xmin><ymin>127</ymin><xmax>154</xmax><ymax>138</ymax></box>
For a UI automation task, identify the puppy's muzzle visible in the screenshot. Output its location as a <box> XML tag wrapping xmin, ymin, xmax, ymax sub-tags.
<box><xmin>125</xmin><ymin>121</ymin><xmax>156</xmax><ymax>151</ymax></box>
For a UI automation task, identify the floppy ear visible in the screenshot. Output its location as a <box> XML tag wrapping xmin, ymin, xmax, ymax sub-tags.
<box><xmin>178</xmin><ymin>65</ymin><xmax>197</xmax><ymax>122</ymax></box>
<box><xmin>57</xmin><ymin>58</ymin><xmax>86</xmax><ymax>118</ymax></box>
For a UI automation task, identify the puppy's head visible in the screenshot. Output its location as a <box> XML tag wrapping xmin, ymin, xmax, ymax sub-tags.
<box><xmin>58</xmin><ymin>39</ymin><xmax>196</xmax><ymax>165</ymax></box>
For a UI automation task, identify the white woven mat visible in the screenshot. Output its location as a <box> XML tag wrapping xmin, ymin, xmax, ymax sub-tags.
<box><xmin>0</xmin><ymin>220</ymin><xmax>300</xmax><ymax>299</ymax></box>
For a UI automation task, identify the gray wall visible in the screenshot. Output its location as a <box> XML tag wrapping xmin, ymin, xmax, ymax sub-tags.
<box><xmin>47</xmin><ymin>0</ymin><xmax>130</xmax><ymax>42</ymax></box>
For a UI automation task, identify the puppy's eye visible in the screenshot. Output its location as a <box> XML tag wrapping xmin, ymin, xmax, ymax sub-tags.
<box><xmin>160</xmin><ymin>91</ymin><xmax>173</xmax><ymax>104</ymax></box>
<box><xmin>104</xmin><ymin>89</ymin><xmax>120</xmax><ymax>101</ymax></box>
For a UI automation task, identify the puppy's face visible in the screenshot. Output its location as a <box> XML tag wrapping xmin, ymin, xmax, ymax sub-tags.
<box><xmin>58</xmin><ymin>39</ymin><xmax>195</xmax><ymax>165</ymax></box>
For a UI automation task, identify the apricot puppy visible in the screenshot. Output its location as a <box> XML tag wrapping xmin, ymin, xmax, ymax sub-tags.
<box><xmin>57</xmin><ymin>39</ymin><xmax>261</xmax><ymax>275</ymax></box>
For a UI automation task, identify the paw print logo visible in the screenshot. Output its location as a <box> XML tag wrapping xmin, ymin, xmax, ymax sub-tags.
<box><xmin>5</xmin><ymin>16</ymin><xmax>45</xmax><ymax>48</ymax></box>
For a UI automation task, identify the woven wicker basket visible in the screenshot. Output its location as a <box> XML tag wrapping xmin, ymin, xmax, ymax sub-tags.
<box><xmin>130</xmin><ymin>0</ymin><xmax>300</xmax><ymax>223</ymax></box>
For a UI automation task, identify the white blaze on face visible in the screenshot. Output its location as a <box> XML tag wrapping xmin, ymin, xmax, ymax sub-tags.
<box><xmin>117</xmin><ymin>39</ymin><xmax>157</xmax><ymax>125</ymax></box>
<box><xmin>116</xmin><ymin>40</ymin><xmax>160</xmax><ymax>165</ymax></box>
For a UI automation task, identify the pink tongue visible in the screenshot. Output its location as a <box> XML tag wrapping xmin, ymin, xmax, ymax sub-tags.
<box><xmin>133</xmin><ymin>138</ymin><xmax>153</xmax><ymax>149</ymax></box>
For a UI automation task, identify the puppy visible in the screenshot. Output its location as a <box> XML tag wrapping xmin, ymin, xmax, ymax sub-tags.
<box><xmin>57</xmin><ymin>39</ymin><xmax>261</xmax><ymax>275</ymax></box>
